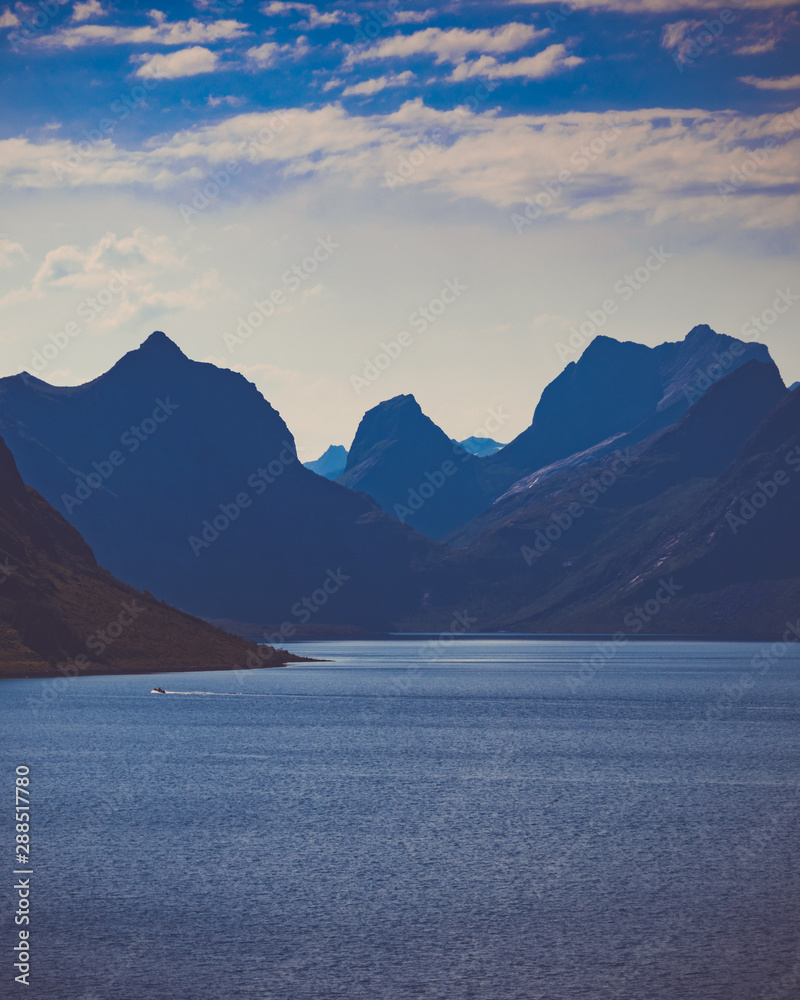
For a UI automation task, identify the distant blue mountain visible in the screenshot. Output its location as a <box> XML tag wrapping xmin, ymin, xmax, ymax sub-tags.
<box><xmin>337</xmin><ymin>395</ymin><xmax>489</xmax><ymax>541</ymax></box>
<box><xmin>791</xmin><ymin>382</ymin><xmax>799</xmax><ymax>391</ymax></box>
<box><xmin>456</xmin><ymin>436</ymin><xmax>506</xmax><ymax>457</ymax></box>
<box><xmin>304</xmin><ymin>445</ymin><xmax>348</xmax><ymax>480</ymax></box>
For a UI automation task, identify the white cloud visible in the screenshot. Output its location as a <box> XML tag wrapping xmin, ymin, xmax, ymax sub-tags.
<box><xmin>393</xmin><ymin>10</ymin><xmax>435</xmax><ymax>24</ymax></box>
<box><xmin>259</xmin><ymin>2</ymin><xmax>358</xmax><ymax>28</ymax></box>
<box><xmin>346</xmin><ymin>23</ymin><xmax>549</xmax><ymax>66</ymax></box>
<box><xmin>342</xmin><ymin>71</ymin><xmax>415</xmax><ymax>96</ymax></box>
<box><xmin>133</xmin><ymin>46</ymin><xmax>219</xmax><ymax>80</ymax></box>
<box><xmin>450</xmin><ymin>44</ymin><xmax>583</xmax><ymax>81</ymax></box>
<box><xmin>2</xmin><ymin>103</ymin><xmax>800</xmax><ymax>232</ymax></box>
<box><xmin>740</xmin><ymin>74</ymin><xmax>800</xmax><ymax>91</ymax></box>
<box><xmin>246</xmin><ymin>41</ymin><xmax>281</xmax><ymax>66</ymax></box>
<box><xmin>246</xmin><ymin>36</ymin><xmax>310</xmax><ymax>67</ymax></box>
<box><xmin>0</xmin><ymin>8</ymin><xmax>20</xmax><ymax>28</ymax></box>
<box><xmin>661</xmin><ymin>11</ymin><xmax>798</xmax><ymax>59</ymax></box>
<box><xmin>32</xmin><ymin>12</ymin><xmax>249</xmax><ymax>49</ymax></box>
<box><xmin>0</xmin><ymin>229</ymin><xmax>226</xmax><ymax>325</ymax></box>
<box><xmin>660</xmin><ymin>20</ymin><xmax>704</xmax><ymax>60</ymax></box>
<box><xmin>514</xmin><ymin>0</ymin><xmax>798</xmax><ymax>9</ymax></box>
<box><xmin>0</xmin><ymin>236</ymin><xmax>27</xmax><ymax>268</ymax></box>
<box><xmin>71</xmin><ymin>0</ymin><xmax>105</xmax><ymax>23</ymax></box>
<box><xmin>733</xmin><ymin>13</ymin><xmax>799</xmax><ymax>56</ymax></box>
<box><xmin>208</xmin><ymin>94</ymin><xmax>246</xmax><ymax>107</ymax></box>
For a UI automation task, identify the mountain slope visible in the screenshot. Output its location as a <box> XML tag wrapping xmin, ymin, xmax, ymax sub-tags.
<box><xmin>483</xmin><ymin>325</ymin><xmax>772</xmax><ymax>498</ymax></box>
<box><xmin>0</xmin><ymin>435</ymin><xmax>277</xmax><ymax>678</ymax></box>
<box><xmin>0</xmin><ymin>333</ymin><xmax>439</xmax><ymax>628</ymax></box>
<box><xmin>424</xmin><ymin>360</ymin><xmax>794</xmax><ymax>635</ymax></box>
<box><xmin>337</xmin><ymin>394</ymin><xmax>488</xmax><ymax>540</ymax></box>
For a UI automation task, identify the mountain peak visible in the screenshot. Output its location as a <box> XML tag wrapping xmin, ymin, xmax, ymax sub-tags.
<box><xmin>685</xmin><ymin>324</ymin><xmax>717</xmax><ymax>341</ymax></box>
<box><xmin>380</xmin><ymin>394</ymin><xmax>422</xmax><ymax>413</ymax></box>
<box><xmin>139</xmin><ymin>331</ymin><xmax>187</xmax><ymax>358</ymax></box>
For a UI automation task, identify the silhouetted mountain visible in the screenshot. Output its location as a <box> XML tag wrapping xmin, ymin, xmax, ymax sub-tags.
<box><xmin>2</xmin><ymin>328</ymin><xmax>793</xmax><ymax>639</ymax></box>
<box><xmin>303</xmin><ymin>445</ymin><xmax>348</xmax><ymax>480</ymax></box>
<box><xmin>457</xmin><ymin>437</ymin><xmax>506</xmax><ymax>457</ymax></box>
<box><xmin>483</xmin><ymin>325</ymin><xmax>771</xmax><ymax>498</ymax></box>
<box><xmin>337</xmin><ymin>395</ymin><xmax>488</xmax><ymax>540</ymax></box>
<box><xmin>791</xmin><ymin>382</ymin><xmax>799</xmax><ymax>391</ymax></box>
<box><xmin>0</xmin><ymin>334</ymin><xmax>439</xmax><ymax>628</ymax></box>
<box><xmin>0</xmin><ymin>434</ymin><xmax>277</xmax><ymax>678</ymax></box>
<box><xmin>432</xmin><ymin>360</ymin><xmax>797</xmax><ymax>636</ymax></box>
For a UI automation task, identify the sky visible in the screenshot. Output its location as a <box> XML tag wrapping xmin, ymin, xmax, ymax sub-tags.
<box><xmin>0</xmin><ymin>0</ymin><xmax>798</xmax><ymax>460</ymax></box>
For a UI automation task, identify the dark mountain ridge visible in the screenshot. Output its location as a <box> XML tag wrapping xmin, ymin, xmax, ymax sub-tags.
<box><xmin>483</xmin><ymin>325</ymin><xmax>771</xmax><ymax>498</ymax></box>
<box><xmin>0</xmin><ymin>333</ymin><xmax>439</xmax><ymax>628</ymax></box>
<box><xmin>426</xmin><ymin>359</ymin><xmax>796</xmax><ymax>636</ymax></box>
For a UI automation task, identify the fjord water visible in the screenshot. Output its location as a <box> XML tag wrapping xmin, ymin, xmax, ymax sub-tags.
<box><xmin>2</xmin><ymin>640</ymin><xmax>800</xmax><ymax>1000</ymax></box>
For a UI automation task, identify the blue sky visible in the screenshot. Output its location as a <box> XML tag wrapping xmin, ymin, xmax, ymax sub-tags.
<box><xmin>1</xmin><ymin>0</ymin><xmax>799</xmax><ymax>458</ymax></box>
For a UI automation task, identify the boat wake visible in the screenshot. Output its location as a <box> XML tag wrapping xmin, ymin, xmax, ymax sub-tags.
<box><xmin>152</xmin><ymin>690</ymin><xmax>245</xmax><ymax>696</ymax></box>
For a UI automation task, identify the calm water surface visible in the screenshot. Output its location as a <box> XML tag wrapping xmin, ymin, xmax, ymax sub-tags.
<box><xmin>1</xmin><ymin>640</ymin><xmax>799</xmax><ymax>999</ymax></box>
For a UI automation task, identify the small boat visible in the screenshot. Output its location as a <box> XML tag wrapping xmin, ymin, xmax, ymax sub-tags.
<box><xmin>151</xmin><ymin>687</ymin><xmax>166</xmax><ymax>694</ymax></box>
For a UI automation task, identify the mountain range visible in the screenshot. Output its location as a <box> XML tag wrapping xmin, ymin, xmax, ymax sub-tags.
<box><xmin>0</xmin><ymin>333</ymin><xmax>438</xmax><ymax>629</ymax></box>
<box><xmin>435</xmin><ymin>358</ymin><xmax>799</xmax><ymax>636</ymax></box>
<box><xmin>0</xmin><ymin>325</ymin><xmax>796</xmax><ymax>641</ymax></box>
<box><xmin>303</xmin><ymin>436</ymin><xmax>507</xmax><ymax>482</ymax></box>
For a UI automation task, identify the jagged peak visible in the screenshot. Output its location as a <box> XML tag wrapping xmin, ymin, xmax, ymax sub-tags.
<box><xmin>577</xmin><ymin>335</ymin><xmax>652</xmax><ymax>365</ymax></box>
<box><xmin>137</xmin><ymin>331</ymin><xmax>187</xmax><ymax>358</ymax></box>
<box><xmin>685</xmin><ymin>323</ymin><xmax>718</xmax><ymax>341</ymax></box>
<box><xmin>370</xmin><ymin>393</ymin><xmax>421</xmax><ymax>413</ymax></box>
